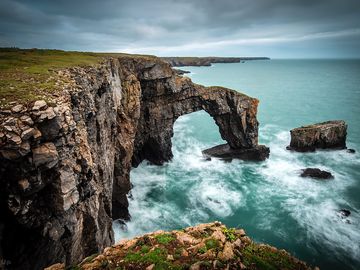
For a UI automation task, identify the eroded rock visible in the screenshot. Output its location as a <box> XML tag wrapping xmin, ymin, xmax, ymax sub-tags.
<box><xmin>32</xmin><ymin>100</ymin><xmax>47</xmax><ymax>111</ymax></box>
<box><xmin>287</xmin><ymin>120</ymin><xmax>347</xmax><ymax>152</ymax></box>
<box><xmin>202</xmin><ymin>144</ymin><xmax>270</xmax><ymax>161</ymax></box>
<box><xmin>11</xmin><ymin>104</ymin><xmax>24</xmax><ymax>113</ymax></box>
<box><xmin>32</xmin><ymin>142</ymin><xmax>59</xmax><ymax>168</ymax></box>
<box><xmin>300</xmin><ymin>168</ymin><xmax>334</xmax><ymax>179</ymax></box>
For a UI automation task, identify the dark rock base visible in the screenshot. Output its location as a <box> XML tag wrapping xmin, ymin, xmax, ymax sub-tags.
<box><xmin>202</xmin><ymin>143</ymin><xmax>270</xmax><ymax>161</ymax></box>
<box><xmin>300</xmin><ymin>168</ymin><xmax>333</xmax><ymax>179</ymax></box>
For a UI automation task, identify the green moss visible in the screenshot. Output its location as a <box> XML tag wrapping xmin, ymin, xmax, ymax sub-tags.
<box><xmin>154</xmin><ymin>233</ymin><xmax>175</xmax><ymax>245</ymax></box>
<box><xmin>141</xmin><ymin>245</ymin><xmax>151</xmax><ymax>254</ymax></box>
<box><xmin>66</xmin><ymin>266</ymin><xmax>82</xmax><ymax>270</ymax></box>
<box><xmin>222</xmin><ymin>228</ymin><xmax>237</xmax><ymax>242</ymax></box>
<box><xmin>174</xmin><ymin>248</ymin><xmax>183</xmax><ymax>259</ymax></box>
<box><xmin>242</xmin><ymin>243</ymin><xmax>298</xmax><ymax>270</ymax></box>
<box><xmin>198</xmin><ymin>246</ymin><xmax>207</xmax><ymax>254</ymax></box>
<box><xmin>201</xmin><ymin>261</ymin><xmax>212</xmax><ymax>268</ymax></box>
<box><xmin>100</xmin><ymin>260</ymin><xmax>109</xmax><ymax>268</ymax></box>
<box><xmin>205</xmin><ymin>238</ymin><xmax>219</xmax><ymax>250</ymax></box>
<box><xmin>125</xmin><ymin>247</ymin><xmax>167</xmax><ymax>263</ymax></box>
<box><xmin>80</xmin><ymin>253</ymin><xmax>99</xmax><ymax>265</ymax></box>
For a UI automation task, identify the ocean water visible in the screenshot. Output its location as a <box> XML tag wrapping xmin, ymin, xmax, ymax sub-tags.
<box><xmin>113</xmin><ymin>60</ymin><xmax>360</xmax><ymax>270</ymax></box>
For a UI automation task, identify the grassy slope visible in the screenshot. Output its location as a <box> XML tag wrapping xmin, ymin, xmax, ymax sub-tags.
<box><xmin>0</xmin><ymin>48</ymin><xmax>154</xmax><ymax>108</ymax></box>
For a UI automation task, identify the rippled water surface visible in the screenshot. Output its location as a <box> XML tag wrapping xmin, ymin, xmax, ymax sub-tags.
<box><xmin>114</xmin><ymin>60</ymin><xmax>360</xmax><ymax>270</ymax></box>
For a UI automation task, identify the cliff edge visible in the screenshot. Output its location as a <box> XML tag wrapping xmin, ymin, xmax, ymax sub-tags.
<box><xmin>0</xmin><ymin>49</ymin><xmax>268</xmax><ymax>269</ymax></box>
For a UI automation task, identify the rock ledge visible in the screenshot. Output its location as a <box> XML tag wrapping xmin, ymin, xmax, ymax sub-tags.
<box><xmin>202</xmin><ymin>144</ymin><xmax>270</xmax><ymax>161</ymax></box>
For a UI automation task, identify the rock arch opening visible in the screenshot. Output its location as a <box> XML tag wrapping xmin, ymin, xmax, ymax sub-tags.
<box><xmin>171</xmin><ymin>110</ymin><xmax>225</xmax><ymax>159</ymax></box>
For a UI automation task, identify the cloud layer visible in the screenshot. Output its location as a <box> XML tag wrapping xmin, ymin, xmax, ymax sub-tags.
<box><xmin>1</xmin><ymin>0</ymin><xmax>360</xmax><ymax>58</ymax></box>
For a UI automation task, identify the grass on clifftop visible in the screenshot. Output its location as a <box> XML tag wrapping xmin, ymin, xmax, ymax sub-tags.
<box><xmin>58</xmin><ymin>223</ymin><xmax>313</xmax><ymax>270</ymax></box>
<box><xmin>0</xmin><ymin>48</ymin><xmax>154</xmax><ymax>108</ymax></box>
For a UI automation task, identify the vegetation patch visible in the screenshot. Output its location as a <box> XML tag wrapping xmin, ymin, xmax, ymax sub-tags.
<box><xmin>205</xmin><ymin>238</ymin><xmax>219</xmax><ymax>250</ymax></box>
<box><xmin>242</xmin><ymin>243</ymin><xmax>298</xmax><ymax>270</ymax></box>
<box><xmin>0</xmin><ymin>48</ymin><xmax>156</xmax><ymax>108</ymax></box>
<box><xmin>154</xmin><ymin>233</ymin><xmax>176</xmax><ymax>245</ymax></box>
<box><xmin>222</xmin><ymin>227</ymin><xmax>237</xmax><ymax>242</ymax></box>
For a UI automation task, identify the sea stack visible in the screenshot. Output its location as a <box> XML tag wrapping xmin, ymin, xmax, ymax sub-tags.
<box><xmin>287</xmin><ymin>120</ymin><xmax>347</xmax><ymax>152</ymax></box>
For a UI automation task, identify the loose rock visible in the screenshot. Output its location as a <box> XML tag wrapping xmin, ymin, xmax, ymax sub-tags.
<box><xmin>32</xmin><ymin>100</ymin><xmax>47</xmax><ymax>111</ymax></box>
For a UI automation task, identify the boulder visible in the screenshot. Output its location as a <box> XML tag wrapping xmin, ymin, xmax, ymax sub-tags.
<box><xmin>218</xmin><ymin>241</ymin><xmax>234</xmax><ymax>261</ymax></box>
<box><xmin>287</xmin><ymin>120</ymin><xmax>347</xmax><ymax>152</ymax></box>
<box><xmin>202</xmin><ymin>143</ymin><xmax>270</xmax><ymax>161</ymax></box>
<box><xmin>32</xmin><ymin>142</ymin><xmax>59</xmax><ymax>169</ymax></box>
<box><xmin>11</xmin><ymin>104</ymin><xmax>25</xmax><ymax>113</ymax></box>
<box><xmin>20</xmin><ymin>115</ymin><xmax>34</xmax><ymax>126</ymax></box>
<box><xmin>300</xmin><ymin>168</ymin><xmax>333</xmax><ymax>179</ymax></box>
<box><xmin>32</xmin><ymin>100</ymin><xmax>47</xmax><ymax>111</ymax></box>
<box><xmin>339</xmin><ymin>209</ymin><xmax>351</xmax><ymax>217</ymax></box>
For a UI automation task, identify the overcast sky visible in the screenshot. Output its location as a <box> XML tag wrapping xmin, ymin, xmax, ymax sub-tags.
<box><xmin>1</xmin><ymin>0</ymin><xmax>360</xmax><ymax>58</ymax></box>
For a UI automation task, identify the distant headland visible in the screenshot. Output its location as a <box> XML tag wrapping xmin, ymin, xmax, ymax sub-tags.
<box><xmin>162</xmin><ymin>56</ymin><xmax>270</xmax><ymax>67</ymax></box>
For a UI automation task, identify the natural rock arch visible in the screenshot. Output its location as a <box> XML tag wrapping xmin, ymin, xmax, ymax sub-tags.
<box><xmin>128</xmin><ymin>66</ymin><xmax>266</xmax><ymax>166</ymax></box>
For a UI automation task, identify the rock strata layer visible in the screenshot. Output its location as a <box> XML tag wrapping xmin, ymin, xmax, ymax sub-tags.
<box><xmin>287</xmin><ymin>120</ymin><xmax>347</xmax><ymax>152</ymax></box>
<box><xmin>0</xmin><ymin>55</ymin><xmax>267</xmax><ymax>269</ymax></box>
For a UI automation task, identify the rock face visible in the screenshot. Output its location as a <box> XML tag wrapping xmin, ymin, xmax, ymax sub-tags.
<box><xmin>0</xmin><ymin>55</ymin><xmax>267</xmax><ymax>269</ymax></box>
<box><xmin>287</xmin><ymin>120</ymin><xmax>347</xmax><ymax>152</ymax></box>
<box><xmin>300</xmin><ymin>168</ymin><xmax>334</xmax><ymax>179</ymax></box>
<box><xmin>202</xmin><ymin>143</ymin><xmax>270</xmax><ymax>161</ymax></box>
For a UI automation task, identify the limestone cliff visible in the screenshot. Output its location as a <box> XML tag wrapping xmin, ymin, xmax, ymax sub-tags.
<box><xmin>0</xmin><ymin>53</ymin><xmax>267</xmax><ymax>269</ymax></box>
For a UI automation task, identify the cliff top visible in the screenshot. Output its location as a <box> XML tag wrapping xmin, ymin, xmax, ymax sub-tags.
<box><xmin>0</xmin><ymin>48</ymin><xmax>156</xmax><ymax>108</ymax></box>
<box><xmin>46</xmin><ymin>222</ymin><xmax>314</xmax><ymax>270</ymax></box>
<box><xmin>0</xmin><ymin>48</ymin><xmax>261</xmax><ymax>109</ymax></box>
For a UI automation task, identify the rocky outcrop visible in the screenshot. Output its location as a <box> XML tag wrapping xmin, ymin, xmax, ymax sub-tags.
<box><xmin>300</xmin><ymin>168</ymin><xmax>334</xmax><ymax>179</ymax></box>
<box><xmin>174</xmin><ymin>69</ymin><xmax>191</xmax><ymax>75</ymax></box>
<box><xmin>162</xmin><ymin>57</ymin><xmax>270</xmax><ymax>67</ymax></box>
<box><xmin>0</xmin><ymin>55</ymin><xmax>267</xmax><ymax>269</ymax></box>
<box><xmin>46</xmin><ymin>222</ymin><xmax>315</xmax><ymax>270</ymax></box>
<box><xmin>287</xmin><ymin>120</ymin><xmax>347</xmax><ymax>152</ymax></box>
<box><xmin>202</xmin><ymin>144</ymin><xmax>269</xmax><ymax>161</ymax></box>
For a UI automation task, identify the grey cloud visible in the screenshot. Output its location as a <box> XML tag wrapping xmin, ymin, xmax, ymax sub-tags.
<box><xmin>0</xmin><ymin>0</ymin><xmax>360</xmax><ymax>57</ymax></box>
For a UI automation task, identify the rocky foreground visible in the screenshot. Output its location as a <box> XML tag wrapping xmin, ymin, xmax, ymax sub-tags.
<box><xmin>46</xmin><ymin>222</ymin><xmax>315</xmax><ymax>270</ymax></box>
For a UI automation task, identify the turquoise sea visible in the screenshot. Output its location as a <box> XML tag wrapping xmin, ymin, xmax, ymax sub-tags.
<box><xmin>114</xmin><ymin>60</ymin><xmax>360</xmax><ymax>270</ymax></box>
